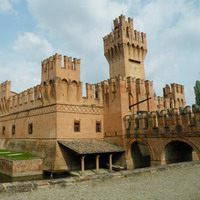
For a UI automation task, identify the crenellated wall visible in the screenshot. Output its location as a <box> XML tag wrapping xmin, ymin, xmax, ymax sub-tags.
<box><xmin>157</xmin><ymin>83</ymin><xmax>185</xmax><ymax>110</ymax></box>
<box><xmin>103</xmin><ymin>14</ymin><xmax>147</xmax><ymax>79</ymax></box>
<box><xmin>41</xmin><ymin>54</ymin><xmax>80</xmax><ymax>83</ymax></box>
<box><xmin>0</xmin><ymin>79</ymin><xmax>105</xmax><ymax>116</ymax></box>
<box><xmin>124</xmin><ymin>105</ymin><xmax>200</xmax><ymax>136</ymax></box>
<box><xmin>0</xmin><ymin>81</ymin><xmax>12</xmax><ymax>99</ymax></box>
<box><xmin>101</xmin><ymin>75</ymin><xmax>157</xmax><ymax>137</ymax></box>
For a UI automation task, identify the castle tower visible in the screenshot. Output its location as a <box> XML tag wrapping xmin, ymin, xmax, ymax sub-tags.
<box><xmin>163</xmin><ymin>83</ymin><xmax>185</xmax><ymax>108</ymax></box>
<box><xmin>103</xmin><ymin>15</ymin><xmax>147</xmax><ymax>79</ymax></box>
<box><xmin>41</xmin><ymin>53</ymin><xmax>80</xmax><ymax>83</ymax></box>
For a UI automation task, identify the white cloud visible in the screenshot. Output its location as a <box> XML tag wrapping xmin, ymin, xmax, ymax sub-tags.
<box><xmin>24</xmin><ymin>0</ymin><xmax>200</xmax><ymax>104</ymax></box>
<box><xmin>0</xmin><ymin>52</ymin><xmax>40</xmax><ymax>93</ymax></box>
<box><xmin>132</xmin><ymin>0</ymin><xmax>200</xmax><ymax>104</ymax></box>
<box><xmin>0</xmin><ymin>0</ymin><xmax>13</xmax><ymax>13</ymax></box>
<box><xmin>0</xmin><ymin>0</ymin><xmax>22</xmax><ymax>13</ymax></box>
<box><xmin>0</xmin><ymin>32</ymin><xmax>54</xmax><ymax>93</ymax></box>
<box><xmin>26</xmin><ymin>0</ymin><xmax>131</xmax><ymax>83</ymax></box>
<box><xmin>12</xmin><ymin>32</ymin><xmax>54</xmax><ymax>63</ymax></box>
<box><xmin>1</xmin><ymin>0</ymin><xmax>200</xmax><ymax>105</ymax></box>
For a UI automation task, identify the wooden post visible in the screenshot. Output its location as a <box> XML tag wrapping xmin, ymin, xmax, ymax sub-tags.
<box><xmin>96</xmin><ymin>155</ymin><xmax>100</xmax><ymax>172</ymax></box>
<box><xmin>109</xmin><ymin>154</ymin><xmax>113</xmax><ymax>170</ymax></box>
<box><xmin>81</xmin><ymin>156</ymin><xmax>85</xmax><ymax>173</ymax></box>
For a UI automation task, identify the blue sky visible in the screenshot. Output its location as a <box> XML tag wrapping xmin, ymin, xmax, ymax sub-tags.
<box><xmin>0</xmin><ymin>0</ymin><xmax>200</xmax><ymax>105</ymax></box>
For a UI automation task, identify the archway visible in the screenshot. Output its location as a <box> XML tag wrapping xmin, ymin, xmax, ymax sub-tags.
<box><xmin>165</xmin><ymin>141</ymin><xmax>193</xmax><ymax>164</ymax></box>
<box><xmin>131</xmin><ymin>141</ymin><xmax>151</xmax><ymax>168</ymax></box>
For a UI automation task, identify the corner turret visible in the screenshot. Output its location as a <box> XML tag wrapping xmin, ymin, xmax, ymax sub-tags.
<box><xmin>41</xmin><ymin>53</ymin><xmax>80</xmax><ymax>83</ymax></box>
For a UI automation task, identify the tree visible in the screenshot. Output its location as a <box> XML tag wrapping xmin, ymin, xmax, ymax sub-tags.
<box><xmin>194</xmin><ymin>81</ymin><xmax>200</xmax><ymax>106</ymax></box>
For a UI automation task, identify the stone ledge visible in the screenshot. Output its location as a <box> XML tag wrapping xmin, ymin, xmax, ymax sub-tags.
<box><xmin>0</xmin><ymin>157</ymin><xmax>43</xmax><ymax>177</ymax></box>
<box><xmin>0</xmin><ymin>161</ymin><xmax>200</xmax><ymax>194</ymax></box>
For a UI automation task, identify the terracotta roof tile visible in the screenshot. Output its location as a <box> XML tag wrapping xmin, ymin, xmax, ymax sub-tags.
<box><xmin>58</xmin><ymin>140</ymin><xmax>124</xmax><ymax>155</ymax></box>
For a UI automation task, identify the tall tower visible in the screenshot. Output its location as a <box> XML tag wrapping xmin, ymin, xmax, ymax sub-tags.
<box><xmin>103</xmin><ymin>15</ymin><xmax>147</xmax><ymax>79</ymax></box>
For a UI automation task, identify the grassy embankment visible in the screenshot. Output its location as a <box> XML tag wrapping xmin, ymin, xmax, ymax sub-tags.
<box><xmin>0</xmin><ymin>149</ymin><xmax>38</xmax><ymax>160</ymax></box>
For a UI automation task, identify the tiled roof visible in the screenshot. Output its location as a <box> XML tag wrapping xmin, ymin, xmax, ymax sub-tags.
<box><xmin>58</xmin><ymin>139</ymin><xmax>124</xmax><ymax>155</ymax></box>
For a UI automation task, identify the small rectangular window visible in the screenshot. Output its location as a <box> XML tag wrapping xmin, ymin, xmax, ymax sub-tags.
<box><xmin>2</xmin><ymin>126</ymin><xmax>5</xmax><ymax>135</ymax></box>
<box><xmin>28</xmin><ymin>123</ymin><xmax>33</xmax><ymax>134</ymax></box>
<box><xmin>74</xmin><ymin>120</ymin><xmax>80</xmax><ymax>132</ymax></box>
<box><xmin>96</xmin><ymin>121</ymin><xmax>101</xmax><ymax>132</ymax></box>
<box><xmin>12</xmin><ymin>125</ymin><xmax>15</xmax><ymax>135</ymax></box>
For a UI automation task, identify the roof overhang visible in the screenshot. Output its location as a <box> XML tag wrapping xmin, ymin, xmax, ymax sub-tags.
<box><xmin>58</xmin><ymin>139</ymin><xmax>124</xmax><ymax>155</ymax></box>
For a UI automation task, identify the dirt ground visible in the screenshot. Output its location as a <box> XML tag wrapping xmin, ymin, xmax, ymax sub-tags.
<box><xmin>1</xmin><ymin>164</ymin><xmax>200</xmax><ymax>200</ymax></box>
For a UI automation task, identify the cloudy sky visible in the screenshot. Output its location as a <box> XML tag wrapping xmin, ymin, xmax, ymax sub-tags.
<box><xmin>0</xmin><ymin>0</ymin><xmax>200</xmax><ymax>105</ymax></box>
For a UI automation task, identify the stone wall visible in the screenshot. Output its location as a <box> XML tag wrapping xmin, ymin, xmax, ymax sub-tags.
<box><xmin>0</xmin><ymin>139</ymin><xmax>56</xmax><ymax>170</ymax></box>
<box><xmin>0</xmin><ymin>161</ymin><xmax>199</xmax><ymax>194</ymax></box>
<box><xmin>0</xmin><ymin>157</ymin><xmax>43</xmax><ymax>177</ymax></box>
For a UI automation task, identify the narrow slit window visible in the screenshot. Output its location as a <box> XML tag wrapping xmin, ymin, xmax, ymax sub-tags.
<box><xmin>95</xmin><ymin>91</ymin><xmax>98</xmax><ymax>99</ymax></box>
<box><xmin>2</xmin><ymin>126</ymin><xmax>5</xmax><ymax>135</ymax></box>
<box><xmin>96</xmin><ymin>121</ymin><xmax>101</xmax><ymax>132</ymax></box>
<box><xmin>74</xmin><ymin>120</ymin><xmax>80</xmax><ymax>132</ymax></box>
<box><xmin>28</xmin><ymin>123</ymin><xmax>33</xmax><ymax>134</ymax></box>
<box><xmin>12</xmin><ymin>125</ymin><xmax>15</xmax><ymax>135</ymax></box>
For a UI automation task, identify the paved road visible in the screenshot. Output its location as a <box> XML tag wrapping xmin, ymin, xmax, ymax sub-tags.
<box><xmin>1</xmin><ymin>164</ymin><xmax>200</xmax><ymax>200</ymax></box>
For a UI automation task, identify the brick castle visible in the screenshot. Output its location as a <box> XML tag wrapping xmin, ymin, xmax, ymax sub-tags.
<box><xmin>0</xmin><ymin>15</ymin><xmax>199</xmax><ymax>172</ymax></box>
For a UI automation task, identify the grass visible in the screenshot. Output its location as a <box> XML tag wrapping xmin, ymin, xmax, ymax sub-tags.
<box><xmin>0</xmin><ymin>149</ymin><xmax>38</xmax><ymax>160</ymax></box>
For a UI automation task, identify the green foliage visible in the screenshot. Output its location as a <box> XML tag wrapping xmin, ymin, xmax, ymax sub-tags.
<box><xmin>194</xmin><ymin>81</ymin><xmax>200</xmax><ymax>106</ymax></box>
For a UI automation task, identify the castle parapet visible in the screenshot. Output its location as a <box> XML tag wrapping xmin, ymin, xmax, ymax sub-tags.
<box><xmin>6</xmin><ymin>85</ymin><xmax>42</xmax><ymax>114</ymax></box>
<box><xmin>96</xmin><ymin>75</ymin><xmax>157</xmax><ymax>136</ymax></box>
<box><xmin>157</xmin><ymin>83</ymin><xmax>185</xmax><ymax>110</ymax></box>
<box><xmin>124</xmin><ymin>106</ymin><xmax>200</xmax><ymax>136</ymax></box>
<box><xmin>86</xmin><ymin>83</ymin><xmax>95</xmax><ymax>100</ymax></box>
<box><xmin>103</xmin><ymin>15</ymin><xmax>147</xmax><ymax>79</ymax></box>
<box><xmin>0</xmin><ymin>81</ymin><xmax>11</xmax><ymax>99</ymax></box>
<box><xmin>64</xmin><ymin>56</ymin><xmax>80</xmax><ymax>70</ymax></box>
<box><xmin>42</xmin><ymin>53</ymin><xmax>80</xmax><ymax>83</ymax></box>
<box><xmin>104</xmin><ymin>15</ymin><xmax>146</xmax><ymax>47</ymax></box>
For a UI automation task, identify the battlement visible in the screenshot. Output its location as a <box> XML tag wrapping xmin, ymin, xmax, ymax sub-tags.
<box><xmin>113</xmin><ymin>15</ymin><xmax>133</xmax><ymax>29</ymax></box>
<box><xmin>163</xmin><ymin>83</ymin><xmax>184</xmax><ymax>97</ymax></box>
<box><xmin>158</xmin><ymin>83</ymin><xmax>185</xmax><ymax>110</ymax></box>
<box><xmin>64</xmin><ymin>56</ymin><xmax>81</xmax><ymax>70</ymax></box>
<box><xmin>0</xmin><ymin>75</ymin><xmax>157</xmax><ymax>117</ymax></box>
<box><xmin>103</xmin><ymin>15</ymin><xmax>147</xmax><ymax>79</ymax></box>
<box><xmin>104</xmin><ymin>15</ymin><xmax>146</xmax><ymax>46</ymax></box>
<box><xmin>96</xmin><ymin>75</ymin><xmax>157</xmax><ymax>115</ymax></box>
<box><xmin>113</xmin><ymin>14</ymin><xmax>126</xmax><ymax>28</ymax></box>
<box><xmin>42</xmin><ymin>53</ymin><xmax>80</xmax><ymax>83</ymax></box>
<box><xmin>0</xmin><ymin>83</ymin><xmax>44</xmax><ymax>116</ymax></box>
<box><xmin>0</xmin><ymin>81</ymin><xmax>11</xmax><ymax>99</ymax></box>
<box><xmin>103</xmin><ymin>28</ymin><xmax>146</xmax><ymax>48</ymax></box>
<box><xmin>0</xmin><ymin>78</ymin><xmax>106</xmax><ymax>116</ymax></box>
<box><xmin>99</xmin><ymin>76</ymin><xmax>155</xmax><ymax>97</ymax></box>
<box><xmin>124</xmin><ymin>105</ymin><xmax>200</xmax><ymax>136</ymax></box>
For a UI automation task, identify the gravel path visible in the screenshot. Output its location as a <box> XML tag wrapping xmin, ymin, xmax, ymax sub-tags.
<box><xmin>1</xmin><ymin>164</ymin><xmax>200</xmax><ymax>200</ymax></box>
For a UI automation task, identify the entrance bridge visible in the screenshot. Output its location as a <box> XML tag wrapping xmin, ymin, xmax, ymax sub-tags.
<box><xmin>109</xmin><ymin>106</ymin><xmax>200</xmax><ymax>169</ymax></box>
